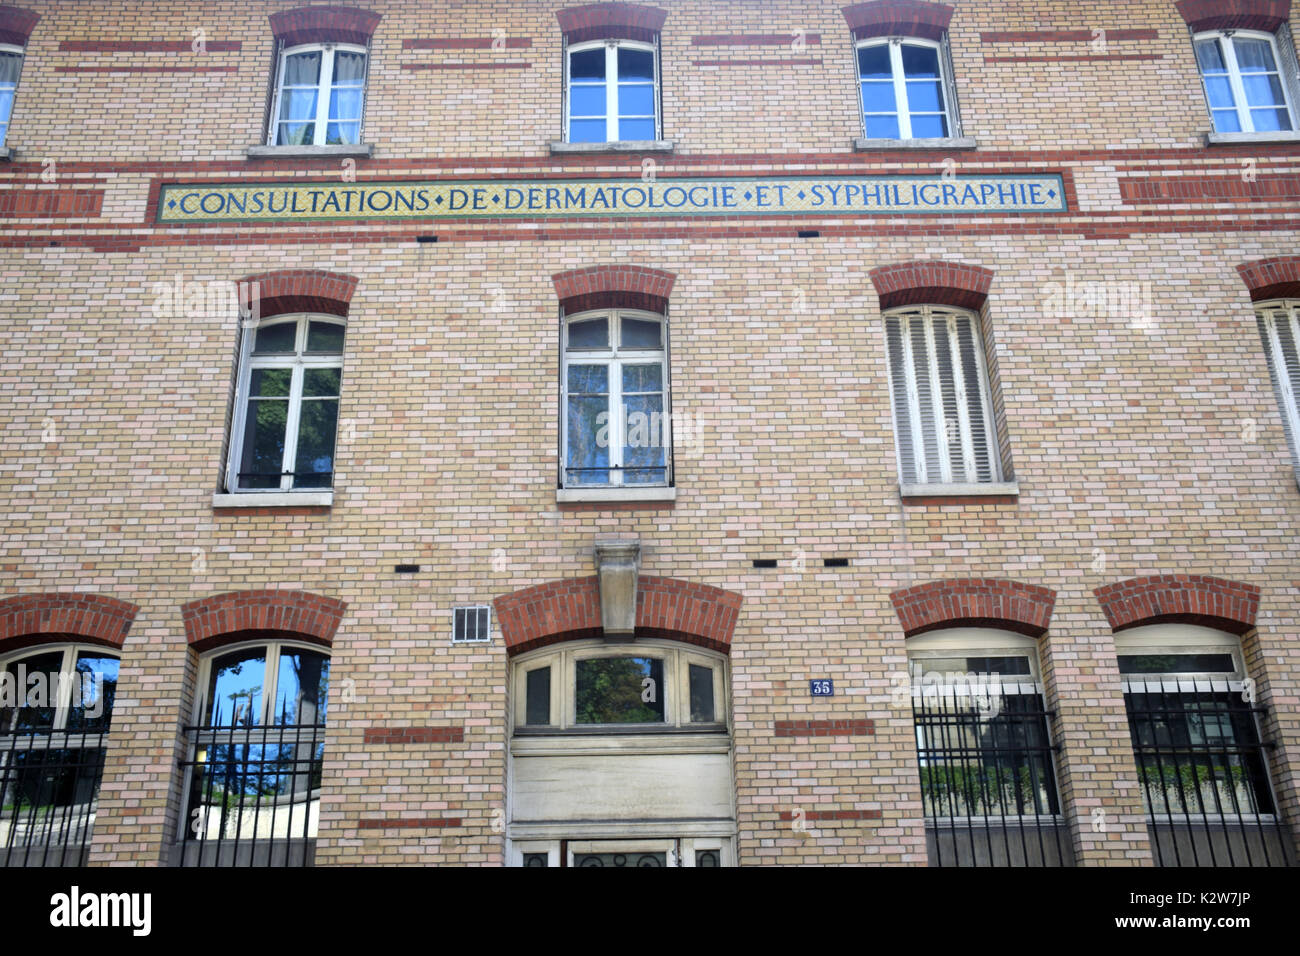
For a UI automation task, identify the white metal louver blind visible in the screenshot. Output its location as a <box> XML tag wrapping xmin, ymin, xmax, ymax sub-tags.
<box><xmin>1256</xmin><ymin>301</ymin><xmax>1300</xmax><ymax>469</ymax></box>
<box><xmin>884</xmin><ymin>306</ymin><xmax>999</xmax><ymax>485</ymax></box>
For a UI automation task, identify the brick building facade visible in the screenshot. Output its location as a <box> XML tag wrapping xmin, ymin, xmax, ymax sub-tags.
<box><xmin>0</xmin><ymin>0</ymin><xmax>1298</xmax><ymax>867</ymax></box>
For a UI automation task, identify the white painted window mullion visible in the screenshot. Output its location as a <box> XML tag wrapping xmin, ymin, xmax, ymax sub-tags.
<box><xmin>605</xmin><ymin>43</ymin><xmax>619</xmax><ymax>142</ymax></box>
<box><xmin>1222</xmin><ymin>38</ymin><xmax>1254</xmax><ymax>133</ymax></box>
<box><xmin>947</xmin><ymin>314</ymin><xmax>978</xmax><ymax>482</ymax></box>
<box><xmin>899</xmin><ymin>315</ymin><xmax>927</xmax><ymax>483</ymax></box>
<box><xmin>890</xmin><ymin>42</ymin><xmax>912</xmax><ymax>139</ymax></box>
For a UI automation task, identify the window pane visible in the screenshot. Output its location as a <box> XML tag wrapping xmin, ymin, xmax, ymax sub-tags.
<box><xmin>906</xmin><ymin>79</ymin><xmax>944</xmax><ymax>113</ymax></box>
<box><xmin>567</xmin><ymin>317</ymin><xmax>608</xmax><ymax>349</ymax></box>
<box><xmin>254</xmin><ymin>322</ymin><xmax>297</xmax><ymax>354</ymax></box>
<box><xmin>306</xmin><ymin>321</ymin><xmax>345</xmax><ymax>353</ymax></box>
<box><xmin>525</xmin><ymin>667</ymin><xmax>551</xmax><ymax>725</ymax></box>
<box><xmin>1</xmin><ymin>651</ymin><xmax>63</xmax><ymax>731</ymax></box>
<box><xmin>910</xmin><ymin>113</ymin><xmax>948</xmax><ymax>138</ymax></box>
<box><xmin>332</xmin><ymin>50</ymin><xmax>366</xmax><ymax>84</ymax></box>
<box><xmin>205</xmin><ymin>648</ymin><xmax>267</xmax><ymax>726</ymax></box>
<box><xmin>570</xmin><ymin>84</ymin><xmax>607</xmax><ymax>117</ymax></box>
<box><xmin>241</xmin><ymin>396</ymin><xmax>288</xmax><ymax>488</ymax></box>
<box><xmin>566</xmin><ymin>395</ymin><xmax>610</xmax><ymax>484</ymax></box>
<box><xmin>1233</xmin><ymin>37</ymin><xmax>1277</xmax><ymax>72</ymax></box>
<box><xmin>619</xmin><ymin>84</ymin><xmax>655</xmax><ymax>116</ymax></box>
<box><xmin>0</xmin><ymin>51</ymin><xmax>20</xmax><ymax>84</ymax></box>
<box><xmin>302</xmin><ymin>367</ymin><xmax>341</xmax><ymax>397</ymax></box>
<box><xmin>575</xmin><ymin>657</ymin><xmax>665</xmax><ymax>723</ymax></box>
<box><xmin>618</xmin><ymin>48</ymin><xmax>654</xmax><ymax>81</ymax></box>
<box><xmin>865</xmin><ymin>113</ymin><xmax>901</xmax><ymax>139</ymax></box>
<box><xmin>575</xmin><ymin>851</ymin><xmax>667</xmax><ymax>867</ymax></box>
<box><xmin>858</xmin><ymin>44</ymin><xmax>891</xmax><ymax>79</ymax></box>
<box><xmin>901</xmin><ymin>44</ymin><xmax>941</xmax><ymax>79</ymax></box>
<box><xmin>862</xmin><ymin>81</ymin><xmax>897</xmax><ymax>114</ymax></box>
<box><xmin>1195</xmin><ymin>38</ymin><xmax>1227</xmax><ymax>73</ymax></box>
<box><xmin>1242</xmin><ymin>72</ymin><xmax>1286</xmax><ymax>108</ymax></box>
<box><xmin>622</xmin><ymin>362</ymin><xmax>662</xmax><ymax>393</ymax></box>
<box><xmin>569</xmin><ymin>118</ymin><xmax>607</xmax><ymax>143</ymax></box>
<box><xmin>294</xmin><ymin>398</ymin><xmax>339</xmax><ymax>487</ymax></box>
<box><xmin>273</xmin><ymin>648</ymin><xmax>330</xmax><ymax>724</ymax></box>
<box><xmin>0</xmin><ymin>91</ymin><xmax>12</xmax><ymax>135</ymax></box>
<box><xmin>570</xmin><ymin>48</ymin><xmax>606</xmax><ymax>81</ymax></box>
<box><xmin>1212</xmin><ymin>108</ymin><xmax>1243</xmax><ymax>132</ymax></box>
<box><xmin>1118</xmin><ymin>654</ymin><xmax>1236</xmax><ymax>674</ymax></box>
<box><xmin>1250</xmin><ymin>106</ymin><xmax>1293</xmax><ymax>131</ymax></box>
<box><xmin>66</xmin><ymin>654</ymin><xmax>119</xmax><ymax>732</ymax></box>
<box><xmin>621</xmin><ymin>317</ymin><xmax>661</xmax><ymax>349</ymax></box>
<box><xmin>325</xmin><ymin>121</ymin><xmax>361</xmax><ymax>145</ymax></box>
<box><xmin>277</xmin><ymin>120</ymin><xmax>315</xmax><ymax>146</ymax></box>
<box><xmin>329</xmin><ymin>86</ymin><xmax>363</xmax><ymax>123</ymax></box>
<box><xmin>618</xmin><ymin>118</ymin><xmax>656</xmax><ymax>140</ymax></box>
<box><xmin>249</xmin><ymin>368</ymin><xmax>292</xmax><ymax>398</ymax></box>
<box><xmin>689</xmin><ymin>664</ymin><xmax>715</xmax><ymax>722</ymax></box>
<box><xmin>1203</xmin><ymin>74</ymin><xmax>1237</xmax><ymax>109</ymax></box>
<box><xmin>623</xmin><ymin>394</ymin><xmax>665</xmax><ymax>484</ymax></box>
<box><xmin>277</xmin><ymin>88</ymin><xmax>318</xmax><ymax>127</ymax></box>
<box><xmin>282</xmin><ymin>50</ymin><xmax>321</xmax><ymax>85</ymax></box>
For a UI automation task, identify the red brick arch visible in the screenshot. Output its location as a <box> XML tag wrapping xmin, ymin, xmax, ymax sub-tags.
<box><xmin>0</xmin><ymin>593</ymin><xmax>139</xmax><ymax>652</ymax></box>
<box><xmin>552</xmin><ymin>265</ymin><xmax>676</xmax><ymax>315</ymax></box>
<box><xmin>1237</xmin><ymin>256</ymin><xmax>1300</xmax><ymax>302</ymax></box>
<box><xmin>181</xmin><ymin>590</ymin><xmax>347</xmax><ymax>651</ymax></box>
<box><xmin>241</xmin><ymin>269</ymin><xmax>359</xmax><ymax>319</ymax></box>
<box><xmin>1094</xmin><ymin>575</ymin><xmax>1260</xmax><ymax>635</ymax></box>
<box><xmin>868</xmin><ymin>260</ymin><xmax>994</xmax><ymax>311</ymax></box>
<box><xmin>494</xmin><ymin>575</ymin><xmax>742</xmax><ymax>656</ymax></box>
<box><xmin>269</xmin><ymin>5</ymin><xmax>382</xmax><ymax>47</ymax></box>
<box><xmin>842</xmin><ymin>1</ymin><xmax>955</xmax><ymax>41</ymax></box>
<box><xmin>557</xmin><ymin>3</ymin><xmax>668</xmax><ymax>44</ymax></box>
<box><xmin>889</xmin><ymin>579</ymin><xmax>1056</xmax><ymax>637</ymax></box>
<box><xmin>0</xmin><ymin>5</ymin><xmax>38</xmax><ymax>45</ymax></box>
<box><xmin>1176</xmin><ymin>0</ymin><xmax>1290</xmax><ymax>33</ymax></box>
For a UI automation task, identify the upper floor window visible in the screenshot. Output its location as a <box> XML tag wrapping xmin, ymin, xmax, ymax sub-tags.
<box><xmin>566</xmin><ymin>39</ymin><xmax>659</xmax><ymax>143</ymax></box>
<box><xmin>0</xmin><ymin>43</ymin><xmax>23</xmax><ymax>147</ymax></box>
<box><xmin>1255</xmin><ymin>299</ymin><xmax>1300</xmax><ymax>471</ymax></box>
<box><xmin>269</xmin><ymin>42</ymin><xmax>368</xmax><ymax>147</ymax></box>
<box><xmin>883</xmin><ymin>305</ymin><xmax>1000</xmax><ymax>485</ymax></box>
<box><xmin>562</xmin><ymin>308</ymin><xmax>670</xmax><ymax>488</ymax></box>
<box><xmin>227</xmin><ymin>313</ymin><xmax>345</xmax><ymax>493</ymax></box>
<box><xmin>858</xmin><ymin>37</ymin><xmax>952</xmax><ymax>140</ymax></box>
<box><xmin>1194</xmin><ymin>30</ymin><xmax>1297</xmax><ymax>134</ymax></box>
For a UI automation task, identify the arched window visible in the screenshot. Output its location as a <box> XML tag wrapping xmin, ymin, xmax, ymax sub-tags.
<box><xmin>565</xmin><ymin>39</ymin><xmax>659</xmax><ymax>144</ymax></box>
<box><xmin>857</xmin><ymin>37</ymin><xmax>953</xmax><ymax>140</ymax></box>
<box><xmin>1193</xmin><ymin>29</ymin><xmax>1297</xmax><ymax>135</ymax></box>
<box><xmin>903</xmin><ymin>628</ymin><xmax>1071</xmax><ymax>866</ymax></box>
<box><xmin>268</xmin><ymin>42</ymin><xmax>369</xmax><ymax>147</ymax></box>
<box><xmin>0</xmin><ymin>42</ymin><xmax>22</xmax><ymax>148</ymax></box>
<box><xmin>1254</xmin><ymin>298</ymin><xmax>1300</xmax><ymax>471</ymax></box>
<box><xmin>883</xmin><ymin>305</ymin><xmax>1000</xmax><ymax>486</ymax></box>
<box><xmin>562</xmin><ymin>308</ymin><xmax>670</xmax><ymax>488</ymax></box>
<box><xmin>0</xmin><ymin>643</ymin><xmax>119</xmax><ymax>866</ymax></box>
<box><xmin>180</xmin><ymin>639</ymin><xmax>331</xmax><ymax>867</ymax></box>
<box><xmin>1115</xmin><ymin>624</ymin><xmax>1291</xmax><ymax>866</ymax></box>
<box><xmin>227</xmin><ymin>313</ymin><xmax>345</xmax><ymax>493</ymax></box>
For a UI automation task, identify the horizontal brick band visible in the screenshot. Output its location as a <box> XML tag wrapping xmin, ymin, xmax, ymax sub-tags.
<box><xmin>403</xmin><ymin>37</ymin><xmax>533</xmax><ymax>49</ymax></box>
<box><xmin>1175</xmin><ymin>0</ymin><xmax>1290</xmax><ymax>33</ymax></box>
<box><xmin>553</xmin><ymin>264</ymin><xmax>675</xmax><ymax>314</ymax></box>
<box><xmin>985</xmin><ymin>54</ymin><xmax>1165</xmax><ymax>63</ymax></box>
<box><xmin>778</xmin><ymin>809</ymin><xmax>883</xmax><ymax>821</ymax></box>
<box><xmin>557</xmin><ymin>2</ymin><xmax>667</xmax><ymax>43</ymax></box>
<box><xmin>181</xmin><ymin>589</ymin><xmax>347</xmax><ymax>647</ymax></box>
<box><xmin>494</xmin><ymin>574</ymin><xmax>742</xmax><ymax>656</ymax></box>
<box><xmin>1238</xmin><ymin>255</ymin><xmax>1300</xmax><ymax>301</ymax></box>
<box><xmin>57</xmin><ymin>40</ymin><xmax>242</xmax><ymax>52</ymax></box>
<box><xmin>0</xmin><ymin>593</ymin><xmax>139</xmax><ymax>651</ymax></box>
<box><xmin>357</xmin><ymin>817</ymin><xmax>461</xmax><ymax>830</ymax></box>
<box><xmin>1121</xmin><ymin>173</ymin><xmax>1300</xmax><ymax>204</ymax></box>
<box><xmin>0</xmin><ymin>189</ymin><xmax>103</xmax><ymax>218</ymax></box>
<box><xmin>0</xmin><ymin>4</ymin><xmax>38</xmax><ymax>46</ymax></box>
<box><xmin>54</xmin><ymin>65</ymin><xmax>240</xmax><ymax>73</ymax></box>
<box><xmin>890</xmin><ymin>578</ymin><xmax>1056</xmax><ymax>637</ymax></box>
<box><xmin>1094</xmin><ymin>575</ymin><xmax>1260</xmax><ymax>635</ymax></box>
<box><xmin>363</xmin><ymin>726</ymin><xmax>465</xmax><ymax>745</ymax></box>
<box><xmin>401</xmin><ymin>62</ymin><xmax>531</xmax><ymax>70</ymax></box>
<box><xmin>240</xmin><ymin>269</ymin><xmax>359</xmax><ymax>318</ymax></box>
<box><xmin>774</xmin><ymin>719</ymin><xmax>875</xmax><ymax>737</ymax></box>
<box><xmin>980</xmin><ymin>29</ymin><xmax>1160</xmax><ymax>43</ymax></box>
<box><xmin>692</xmin><ymin>58</ymin><xmax>822</xmax><ymax>67</ymax></box>
<box><xmin>869</xmin><ymin>259</ymin><xmax>994</xmax><ymax>311</ymax></box>
<box><xmin>842</xmin><ymin>0</ymin><xmax>954</xmax><ymax>41</ymax></box>
<box><xmin>691</xmin><ymin>34</ymin><xmax>822</xmax><ymax>46</ymax></box>
<box><xmin>269</xmin><ymin>4</ymin><xmax>382</xmax><ymax>47</ymax></box>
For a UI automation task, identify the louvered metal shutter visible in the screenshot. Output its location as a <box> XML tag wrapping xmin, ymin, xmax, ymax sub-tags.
<box><xmin>1256</xmin><ymin>302</ymin><xmax>1300</xmax><ymax>469</ymax></box>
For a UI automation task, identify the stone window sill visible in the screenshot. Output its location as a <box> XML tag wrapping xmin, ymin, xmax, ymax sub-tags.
<box><xmin>854</xmin><ymin>136</ymin><xmax>978</xmax><ymax>151</ymax></box>
<box><xmin>212</xmin><ymin>492</ymin><xmax>333</xmax><ymax>508</ymax></box>
<box><xmin>246</xmin><ymin>144</ymin><xmax>374</xmax><ymax>159</ymax></box>
<box><xmin>900</xmin><ymin>481</ymin><xmax>1019</xmax><ymax>498</ymax></box>
<box><xmin>549</xmin><ymin>140</ymin><xmax>675</xmax><ymax>155</ymax></box>
<box><xmin>1205</xmin><ymin>131</ymin><xmax>1300</xmax><ymax>146</ymax></box>
<box><xmin>556</xmin><ymin>487</ymin><xmax>676</xmax><ymax>504</ymax></box>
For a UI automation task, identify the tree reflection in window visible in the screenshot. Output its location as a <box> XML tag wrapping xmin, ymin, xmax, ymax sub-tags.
<box><xmin>575</xmin><ymin>657</ymin><xmax>665</xmax><ymax>724</ymax></box>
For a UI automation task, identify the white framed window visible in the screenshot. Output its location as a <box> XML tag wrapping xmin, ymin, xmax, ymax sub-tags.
<box><xmin>1194</xmin><ymin>30</ymin><xmax>1297</xmax><ymax>134</ymax></box>
<box><xmin>1255</xmin><ymin>299</ymin><xmax>1300</xmax><ymax>471</ymax></box>
<box><xmin>0</xmin><ymin>43</ymin><xmax>23</xmax><ymax>147</ymax></box>
<box><xmin>268</xmin><ymin>42</ymin><xmax>368</xmax><ymax>147</ymax></box>
<box><xmin>565</xmin><ymin>39</ymin><xmax>659</xmax><ymax>143</ymax></box>
<box><xmin>562</xmin><ymin>308</ymin><xmax>670</xmax><ymax>488</ymax></box>
<box><xmin>452</xmin><ymin>605</ymin><xmax>492</xmax><ymax>644</ymax></box>
<box><xmin>512</xmin><ymin>640</ymin><xmax>726</xmax><ymax>732</ymax></box>
<box><xmin>883</xmin><ymin>305</ymin><xmax>1000</xmax><ymax>485</ymax></box>
<box><xmin>857</xmin><ymin>36</ymin><xmax>954</xmax><ymax>139</ymax></box>
<box><xmin>226</xmin><ymin>313</ymin><xmax>345</xmax><ymax>493</ymax></box>
<box><xmin>511</xmin><ymin>837</ymin><xmax>725</xmax><ymax>867</ymax></box>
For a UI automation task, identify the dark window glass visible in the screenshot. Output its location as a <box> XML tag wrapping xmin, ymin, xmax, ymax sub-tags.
<box><xmin>965</xmin><ymin>656</ymin><xmax>1033</xmax><ymax>676</ymax></box>
<box><xmin>306</xmin><ymin>321</ymin><xmax>344</xmax><ymax>353</ymax></box>
<box><xmin>66</xmin><ymin>654</ymin><xmax>119</xmax><ymax>732</ymax></box>
<box><xmin>1</xmin><ymin>652</ymin><xmax>63</xmax><ymax>731</ymax></box>
<box><xmin>1118</xmin><ymin>654</ymin><xmax>1236</xmax><ymax>675</ymax></box>
<box><xmin>273</xmin><ymin>648</ymin><xmax>330</xmax><ymax>725</ymax></box>
<box><xmin>525</xmin><ymin>667</ymin><xmax>551</xmax><ymax>726</ymax></box>
<box><xmin>575</xmin><ymin>657</ymin><xmax>665</xmax><ymax>724</ymax></box>
<box><xmin>689</xmin><ymin>664</ymin><xmax>715</xmax><ymax>722</ymax></box>
<box><xmin>253</xmin><ymin>322</ymin><xmax>297</xmax><ymax>353</ymax></box>
<box><xmin>205</xmin><ymin>647</ymin><xmax>267</xmax><ymax>726</ymax></box>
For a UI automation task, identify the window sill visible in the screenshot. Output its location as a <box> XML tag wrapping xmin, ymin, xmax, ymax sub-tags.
<box><xmin>854</xmin><ymin>136</ymin><xmax>978</xmax><ymax>151</ymax></box>
<box><xmin>212</xmin><ymin>492</ymin><xmax>333</xmax><ymax>508</ymax></box>
<box><xmin>900</xmin><ymin>481</ymin><xmax>1019</xmax><ymax>498</ymax></box>
<box><xmin>556</xmin><ymin>486</ymin><xmax>676</xmax><ymax>503</ymax></box>
<box><xmin>0</xmin><ymin>146</ymin><xmax>12</xmax><ymax>162</ymax></box>
<box><xmin>1205</xmin><ymin>131</ymin><xmax>1300</xmax><ymax>146</ymax></box>
<box><xmin>549</xmin><ymin>140</ymin><xmax>675</xmax><ymax>155</ymax></box>
<box><xmin>246</xmin><ymin>144</ymin><xmax>374</xmax><ymax>159</ymax></box>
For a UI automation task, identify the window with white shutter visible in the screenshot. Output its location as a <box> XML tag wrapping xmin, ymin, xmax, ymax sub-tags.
<box><xmin>883</xmin><ymin>306</ymin><xmax>1001</xmax><ymax>486</ymax></box>
<box><xmin>1255</xmin><ymin>299</ymin><xmax>1300</xmax><ymax>470</ymax></box>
